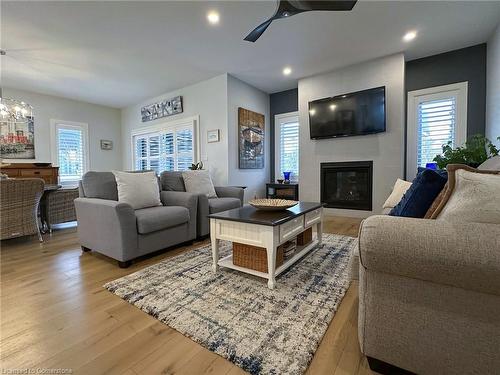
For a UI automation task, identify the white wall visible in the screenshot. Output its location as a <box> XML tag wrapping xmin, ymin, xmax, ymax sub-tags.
<box><xmin>298</xmin><ymin>54</ymin><xmax>405</xmax><ymax>218</ymax></box>
<box><xmin>121</xmin><ymin>74</ymin><xmax>229</xmax><ymax>185</ymax></box>
<box><xmin>2</xmin><ymin>88</ymin><xmax>122</xmax><ymax>171</ymax></box>
<box><xmin>486</xmin><ymin>24</ymin><xmax>500</xmax><ymax>147</ymax></box>
<box><xmin>227</xmin><ymin>75</ymin><xmax>270</xmax><ymax>201</ymax></box>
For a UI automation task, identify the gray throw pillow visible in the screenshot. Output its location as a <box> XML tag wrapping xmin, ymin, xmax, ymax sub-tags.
<box><xmin>182</xmin><ymin>170</ymin><xmax>217</xmax><ymax>198</ymax></box>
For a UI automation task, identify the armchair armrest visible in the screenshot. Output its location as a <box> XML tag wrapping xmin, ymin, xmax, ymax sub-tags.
<box><xmin>160</xmin><ymin>191</ymin><xmax>198</xmax><ymax>239</ymax></box>
<box><xmin>214</xmin><ymin>186</ymin><xmax>244</xmax><ymax>204</ymax></box>
<box><xmin>74</xmin><ymin>198</ymin><xmax>137</xmax><ymax>261</ymax></box>
<box><xmin>359</xmin><ymin>215</ymin><xmax>500</xmax><ymax>296</ymax></box>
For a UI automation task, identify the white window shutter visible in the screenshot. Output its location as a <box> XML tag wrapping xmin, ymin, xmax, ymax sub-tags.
<box><xmin>57</xmin><ymin>127</ymin><xmax>85</xmax><ymax>185</ymax></box>
<box><xmin>279</xmin><ymin>120</ymin><xmax>300</xmax><ymax>180</ymax></box>
<box><xmin>417</xmin><ymin>98</ymin><xmax>456</xmax><ymax>168</ymax></box>
<box><xmin>132</xmin><ymin>122</ymin><xmax>195</xmax><ymax>173</ymax></box>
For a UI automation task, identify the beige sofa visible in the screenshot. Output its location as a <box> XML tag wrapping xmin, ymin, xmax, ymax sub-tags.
<box><xmin>357</xmin><ymin>215</ymin><xmax>500</xmax><ymax>374</ymax></box>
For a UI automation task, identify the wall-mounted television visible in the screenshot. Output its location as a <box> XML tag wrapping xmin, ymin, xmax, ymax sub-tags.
<box><xmin>308</xmin><ymin>86</ymin><xmax>386</xmax><ymax>139</ymax></box>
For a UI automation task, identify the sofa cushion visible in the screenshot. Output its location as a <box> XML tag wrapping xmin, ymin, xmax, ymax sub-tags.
<box><xmin>135</xmin><ymin>206</ymin><xmax>189</xmax><ymax>234</ymax></box>
<box><xmin>389</xmin><ymin>169</ymin><xmax>447</xmax><ymax>218</ymax></box>
<box><xmin>208</xmin><ymin>197</ymin><xmax>241</xmax><ymax>214</ymax></box>
<box><xmin>81</xmin><ymin>171</ymin><xmax>118</xmax><ymax>200</ymax></box>
<box><xmin>160</xmin><ymin>171</ymin><xmax>186</xmax><ymax>192</ymax></box>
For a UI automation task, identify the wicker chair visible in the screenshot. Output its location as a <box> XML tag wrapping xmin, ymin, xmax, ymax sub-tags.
<box><xmin>42</xmin><ymin>188</ymin><xmax>79</xmax><ymax>232</ymax></box>
<box><xmin>0</xmin><ymin>178</ymin><xmax>44</xmax><ymax>242</ymax></box>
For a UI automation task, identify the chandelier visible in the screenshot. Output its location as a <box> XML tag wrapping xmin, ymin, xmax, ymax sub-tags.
<box><xmin>0</xmin><ymin>97</ymin><xmax>33</xmax><ymax>124</ymax></box>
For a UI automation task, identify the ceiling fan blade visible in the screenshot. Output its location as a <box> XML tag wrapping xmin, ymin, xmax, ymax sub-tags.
<box><xmin>244</xmin><ymin>18</ymin><xmax>275</xmax><ymax>42</ymax></box>
<box><xmin>244</xmin><ymin>0</ymin><xmax>357</xmax><ymax>42</ymax></box>
<box><xmin>286</xmin><ymin>0</ymin><xmax>357</xmax><ymax>12</ymax></box>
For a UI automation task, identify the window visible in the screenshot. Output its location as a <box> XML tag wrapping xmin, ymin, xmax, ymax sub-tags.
<box><xmin>407</xmin><ymin>82</ymin><xmax>468</xmax><ymax>178</ymax></box>
<box><xmin>275</xmin><ymin>112</ymin><xmax>299</xmax><ymax>182</ymax></box>
<box><xmin>132</xmin><ymin>118</ymin><xmax>197</xmax><ymax>174</ymax></box>
<box><xmin>50</xmin><ymin>120</ymin><xmax>89</xmax><ymax>187</ymax></box>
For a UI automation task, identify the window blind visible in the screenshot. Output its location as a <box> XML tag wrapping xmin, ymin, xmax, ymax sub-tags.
<box><xmin>417</xmin><ymin>97</ymin><xmax>456</xmax><ymax>168</ymax></box>
<box><xmin>279</xmin><ymin>120</ymin><xmax>299</xmax><ymax>180</ymax></box>
<box><xmin>58</xmin><ymin>127</ymin><xmax>85</xmax><ymax>184</ymax></box>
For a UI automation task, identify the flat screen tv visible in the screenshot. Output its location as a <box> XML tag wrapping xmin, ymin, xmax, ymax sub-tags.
<box><xmin>309</xmin><ymin>86</ymin><xmax>386</xmax><ymax>139</ymax></box>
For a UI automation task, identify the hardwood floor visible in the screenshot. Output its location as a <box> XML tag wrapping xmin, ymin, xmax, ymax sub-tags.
<box><xmin>0</xmin><ymin>216</ymin><xmax>372</xmax><ymax>375</ymax></box>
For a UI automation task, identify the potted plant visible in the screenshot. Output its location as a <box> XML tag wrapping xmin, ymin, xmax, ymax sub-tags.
<box><xmin>188</xmin><ymin>161</ymin><xmax>204</xmax><ymax>170</ymax></box>
<box><xmin>433</xmin><ymin>134</ymin><xmax>499</xmax><ymax>169</ymax></box>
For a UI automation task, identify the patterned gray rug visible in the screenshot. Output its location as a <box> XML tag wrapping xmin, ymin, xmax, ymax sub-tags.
<box><xmin>104</xmin><ymin>234</ymin><xmax>355</xmax><ymax>375</ymax></box>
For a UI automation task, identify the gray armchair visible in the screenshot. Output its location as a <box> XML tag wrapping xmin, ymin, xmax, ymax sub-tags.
<box><xmin>75</xmin><ymin>171</ymin><xmax>197</xmax><ymax>267</ymax></box>
<box><xmin>160</xmin><ymin>171</ymin><xmax>244</xmax><ymax>237</ymax></box>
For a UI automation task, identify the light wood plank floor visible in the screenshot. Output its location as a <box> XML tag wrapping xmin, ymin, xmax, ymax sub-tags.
<box><xmin>0</xmin><ymin>216</ymin><xmax>373</xmax><ymax>375</ymax></box>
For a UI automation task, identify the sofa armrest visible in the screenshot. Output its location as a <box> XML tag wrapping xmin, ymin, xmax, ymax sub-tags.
<box><xmin>359</xmin><ymin>215</ymin><xmax>500</xmax><ymax>296</ymax></box>
<box><xmin>160</xmin><ymin>191</ymin><xmax>197</xmax><ymax>239</ymax></box>
<box><xmin>214</xmin><ymin>186</ymin><xmax>244</xmax><ymax>204</ymax></box>
<box><xmin>74</xmin><ymin>197</ymin><xmax>137</xmax><ymax>261</ymax></box>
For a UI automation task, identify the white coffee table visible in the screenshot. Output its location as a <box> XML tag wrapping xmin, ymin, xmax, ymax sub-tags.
<box><xmin>208</xmin><ymin>202</ymin><xmax>323</xmax><ymax>289</ymax></box>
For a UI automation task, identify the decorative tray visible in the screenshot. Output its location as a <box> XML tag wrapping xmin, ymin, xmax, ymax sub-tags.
<box><xmin>248</xmin><ymin>198</ymin><xmax>298</xmax><ymax>211</ymax></box>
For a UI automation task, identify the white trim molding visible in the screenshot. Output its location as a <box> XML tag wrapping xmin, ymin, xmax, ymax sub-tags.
<box><xmin>407</xmin><ymin>82</ymin><xmax>468</xmax><ymax>179</ymax></box>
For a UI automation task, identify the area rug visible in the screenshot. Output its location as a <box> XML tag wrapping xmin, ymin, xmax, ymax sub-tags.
<box><xmin>104</xmin><ymin>234</ymin><xmax>356</xmax><ymax>375</ymax></box>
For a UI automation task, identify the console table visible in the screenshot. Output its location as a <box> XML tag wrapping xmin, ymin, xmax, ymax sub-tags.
<box><xmin>266</xmin><ymin>183</ymin><xmax>299</xmax><ymax>200</ymax></box>
<box><xmin>0</xmin><ymin>163</ymin><xmax>59</xmax><ymax>184</ymax></box>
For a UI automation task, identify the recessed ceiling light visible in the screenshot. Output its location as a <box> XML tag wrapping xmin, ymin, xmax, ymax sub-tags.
<box><xmin>309</xmin><ymin>109</ymin><xmax>316</xmax><ymax>116</ymax></box>
<box><xmin>403</xmin><ymin>30</ymin><xmax>417</xmax><ymax>42</ymax></box>
<box><xmin>329</xmin><ymin>104</ymin><xmax>337</xmax><ymax>111</ymax></box>
<box><xmin>283</xmin><ymin>67</ymin><xmax>292</xmax><ymax>76</ymax></box>
<box><xmin>207</xmin><ymin>11</ymin><xmax>220</xmax><ymax>25</ymax></box>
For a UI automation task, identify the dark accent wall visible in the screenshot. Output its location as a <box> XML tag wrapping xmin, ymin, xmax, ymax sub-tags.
<box><xmin>406</xmin><ymin>43</ymin><xmax>487</xmax><ymax>138</ymax></box>
<box><xmin>270</xmin><ymin>88</ymin><xmax>298</xmax><ymax>181</ymax></box>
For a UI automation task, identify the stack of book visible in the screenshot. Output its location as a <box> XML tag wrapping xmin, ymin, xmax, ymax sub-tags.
<box><xmin>282</xmin><ymin>239</ymin><xmax>297</xmax><ymax>260</ymax></box>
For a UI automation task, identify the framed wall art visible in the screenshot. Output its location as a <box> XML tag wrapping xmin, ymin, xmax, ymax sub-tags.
<box><xmin>238</xmin><ymin>107</ymin><xmax>264</xmax><ymax>169</ymax></box>
<box><xmin>207</xmin><ymin>129</ymin><xmax>220</xmax><ymax>143</ymax></box>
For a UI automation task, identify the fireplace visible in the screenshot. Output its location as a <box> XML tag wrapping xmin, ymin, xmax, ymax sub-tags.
<box><xmin>320</xmin><ymin>161</ymin><xmax>373</xmax><ymax>210</ymax></box>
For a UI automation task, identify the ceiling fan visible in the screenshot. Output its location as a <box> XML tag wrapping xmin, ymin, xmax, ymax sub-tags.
<box><xmin>244</xmin><ymin>0</ymin><xmax>357</xmax><ymax>42</ymax></box>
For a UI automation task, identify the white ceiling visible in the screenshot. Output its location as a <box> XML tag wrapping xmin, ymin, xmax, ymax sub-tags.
<box><xmin>2</xmin><ymin>1</ymin><xmax>500</xmax><ymax>108</ymax></box>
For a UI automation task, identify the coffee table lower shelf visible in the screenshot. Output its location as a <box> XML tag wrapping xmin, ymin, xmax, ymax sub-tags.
<box><xmin>218</xmin><ymin>239</ymin><xmax>320</xmax><ymax>281</ymax></box>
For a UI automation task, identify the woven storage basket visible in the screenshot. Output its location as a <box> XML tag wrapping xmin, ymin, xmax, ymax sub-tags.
<box><xmin>233</xmin><ymin>242</ymin><xmax>284</xmax><ymax>273</ymax></box>
<box><xmin>297</xmin><ymin>227</ymin><xmax>313</xmax><ymax>246</ymax></box>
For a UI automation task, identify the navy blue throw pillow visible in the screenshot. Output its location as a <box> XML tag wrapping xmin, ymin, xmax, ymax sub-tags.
<box><xmin>389</xmin><ymin>169</ymin><xmax>447</xmax><ymax>218</ymax></box>
<box><xmin>417</xmin><ymin>167</ymin><xmax>448</xmax><ymax>180</ymax></box>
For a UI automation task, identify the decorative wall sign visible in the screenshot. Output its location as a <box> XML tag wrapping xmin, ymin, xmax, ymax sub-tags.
<box><xmin>141</xmin><ymin>96</ymin><xmax>183</xmax><ymax>122</ymax></box>
<box><xmin>100</xmin><ymin>140</ymin><xmax>113</xmax><ymax>150</ymax></box>
<box><xmin>238</xmin><ymin>107</ymin><xmax>264</xmax><ymax>169</ymax></box>
<box><xmin>207</xmin><ymin>129</ymin><xmax>220</xmax><ymax>143</ymax></box>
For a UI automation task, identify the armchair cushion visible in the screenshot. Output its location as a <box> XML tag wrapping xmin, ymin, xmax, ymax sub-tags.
<box><xmin>112</xmin><ymin>170</ymin><xmax>161</xmax><ymax>210</ymax></box>
<box><xmin>208</xmin><ymin>197</ymin><xmax>241</xmax><ymax>214</ymax></box>
<box><xmin>214</xmin><ymin>186</ymin><xmax>244</xmax><ymax>203</ymax></box>
<box><xmin>135</xmin><ymin>206</ymin><xmax>189</xmax><ymax>234</ymax></box>
<box><xmin>182</xmin><ymin>170</ymin><xmax>217</xmax><ymax>198</ymax></box>
<box><xmin>160</xmin><ymin>171</ymin><xmax>186</xmax><ymax>192</ymax></box>
<box><xmin>81</xmin><ymin>171</ymin><xmax>118</xmax><ymax>200</ymax></box>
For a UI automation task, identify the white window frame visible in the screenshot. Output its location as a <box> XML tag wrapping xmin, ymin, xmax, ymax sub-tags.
<box><xmin>274</xmin><ymin>111</ymin><xmax>299</xmax><ymax>182</ymax></box>
<box><xmin>130</xmin><ymin>115</ymin><xmax>200</xmax><ymax>172</ymax></box>
<box><xmin>50</xmin><ymin>119</ymin><xmax>90</xmax><ymax>187</ymax></box>
<box><xmin>407</xmin><ymin>82</ymin><xmax>468</xmax><ymax>179</ymax></box>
